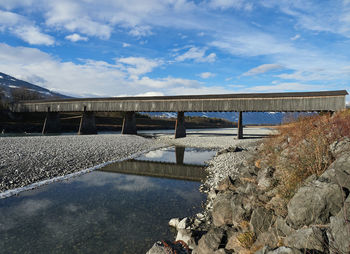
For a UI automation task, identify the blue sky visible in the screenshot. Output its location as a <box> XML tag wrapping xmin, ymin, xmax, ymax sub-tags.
<box><xmin>0</xmin><ymin>0</ymin><xmax>349</xmax><ymax>103</ymax></box>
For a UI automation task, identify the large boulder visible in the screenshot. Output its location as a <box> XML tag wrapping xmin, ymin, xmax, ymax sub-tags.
<box><xmin>329</xmin><ymin>138</ymin><xmax>350</xmax><ymax>158</ymax></box>
<box><xmin>255</xmin><ymin>246</ymin><xmax>302</xmax><ymax>254</ymax></box>
<box><xmin>192</xmin><ymin>228</ymin><xmax>225</xmax><ymax>254</ymax></box>
<box><xmin>320</xmin><ymin>152</ymin><xmax>350</xmax><ymax>190</ymax></box>
<box><xmin>274</xmin><ymin>217</ymin><xmax>295</xmax><ymax>237</ymax></box>
<box><xmin>250</xmin><ymin>207</ymin><xmax>274</xmax><ymax>236</ymax></box>
<box><xmin>284</xmin><ymin>227</ymin><xmax>325</xmax><ymax>252</ymax></box>
<box><xmin>212</xmin><ymin>192</ymin><xmax>249</xmax><ymax>227</ymax></box>
<box><xmin>327</xmin><ymin>195</ymin><xmax>350</xmax><ymax>254</ymax></box>
<box><xmin>287</xmin><ymin>180</ymin><xmax>343</xmax><ymax>228</ymax></box>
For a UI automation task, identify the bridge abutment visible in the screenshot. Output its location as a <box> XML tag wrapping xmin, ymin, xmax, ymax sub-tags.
<box><xmin>175</xmin><ymin>111</ymin><xmax>186</xmax><ymax>139</ymax></box>
<box><xmin>237</xmin><ymin>111</ymin><xmax>243</xmax><ymax>139</ymax></box>
<box><xmin>122</xmin><ymin>111</ymin><xmax>137</xmax><ymax>134</ymax></box>
<box><xmin>78</xmin><ymin>111</ymin><xmax>97</xmax><ymax>135</ymax></box>
<box><xmin>42</xmin><ymin>112</ymin><xmax>61</xmax><ymax>134</ymax></box>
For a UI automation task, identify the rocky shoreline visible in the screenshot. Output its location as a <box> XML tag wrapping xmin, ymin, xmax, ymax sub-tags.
<box><xmin>147</xmin><ymin>137</ymin><xmax>350</xmax><ymax>253</ymax></box>
<box><xmin>0</xmin><ymin>134</ymin><xmax>163</xmax><ymax>193</ymax></box>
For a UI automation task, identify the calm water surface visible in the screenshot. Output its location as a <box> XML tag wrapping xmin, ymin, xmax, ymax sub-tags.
<box><xmin>0</xmin><ymin>147</ymin><xmax>216</xmax><ymax>254</ymax></box>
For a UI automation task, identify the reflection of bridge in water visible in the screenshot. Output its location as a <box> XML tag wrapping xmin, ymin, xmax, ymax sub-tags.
<box><xmin>99</xmin><ymin>147</ymin><xmax>208</xmax><ymax>182</ymax></box>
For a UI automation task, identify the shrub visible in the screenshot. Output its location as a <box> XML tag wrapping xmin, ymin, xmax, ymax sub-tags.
<box><xmin>260</xmin><ymin>110</ymin><xmax>350</xmax><ymax>199</ymax></box>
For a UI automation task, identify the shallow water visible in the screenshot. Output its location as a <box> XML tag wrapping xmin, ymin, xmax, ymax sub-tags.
<box><xmin>0</xmin><ymin>147</ymin><xmax>216</xmax><ymax>254</ymax></box>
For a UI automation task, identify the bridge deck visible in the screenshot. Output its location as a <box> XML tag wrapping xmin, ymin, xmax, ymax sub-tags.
<box><xmin>11</xmin><ymin>90</ymin><xmax>348</xmax><ymax>113</ymax></box>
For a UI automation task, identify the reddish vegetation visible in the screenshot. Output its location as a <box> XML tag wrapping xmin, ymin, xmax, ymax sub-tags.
<box><xmin>260</xmin><ymin>109</ymin><xmax>350</xmax><ymax>199</ymax></box>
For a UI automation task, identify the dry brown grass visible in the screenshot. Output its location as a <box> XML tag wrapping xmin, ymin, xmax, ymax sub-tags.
<box><xmin>260</xmin><ymin>110</ymin><xmax>350</xmax><ymax>199</ymax></box>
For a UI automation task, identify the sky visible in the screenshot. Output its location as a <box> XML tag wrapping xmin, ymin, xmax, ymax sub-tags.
<box><xmin>0</xmin><ymin>0</ymin><xmax>349</xmax><ymax>103</ymax></box>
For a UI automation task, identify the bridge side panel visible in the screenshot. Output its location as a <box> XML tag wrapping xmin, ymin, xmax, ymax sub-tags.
<box><xmin>12</xmin><ymin>95</ymin><xmax>346</xmax><ymax>113</ymax></box>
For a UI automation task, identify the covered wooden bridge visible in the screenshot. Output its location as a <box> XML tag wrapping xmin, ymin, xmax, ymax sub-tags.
<box><xmin>10</xmin><ymin>90</ymin><xmax>348</xmax><ymax>139</ymax></box>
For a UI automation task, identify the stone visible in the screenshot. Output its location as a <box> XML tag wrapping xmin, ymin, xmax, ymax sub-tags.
<box><xmin>216</xmin><ymin>176</ymin><xmax>236</xmax><ymax>192</ymax></box>
<box><xmin>250</xmin><ymin>207</ymin><xmax>274</xmax><ymax>236</ymax></box>
<box><xmin>177</xmin><ymin>217</ymin><xmax>190</xmax><ymax>230</ymax></box>
<box><xmin>287</xmin><ymin>180</ymin><xmax>344</xmax><ymax>228</ymax></box>
<box><xmin>320</xmin><ymin>152</ymin><xmax>350</xmax><ymax>190</ymax></box>
<box><xmin>255</xmin><ymin>246</ymin><xmax>303</xmax><ymax>254</ymax></box>
<box><xmin>192</xmin><ymin>228</ymin><xmax>225</xmax><ymax>254</ymax></box>
<box><xmin>212</xmin><ymin>192</ymin><xmax>248</xmax><ymax>227</ymax></box>
<box><xmin>274</xmin><ymin>217</ymin><xmax>295</xmax><ymax>237</ymax></box>
<box><xmin>176</xmin><ymin>229</ymin><xmax>196</xmax><ymax>250</ymax></box>
<box><xmin>327</xmin><ymin>195</ymin><xmax>350</xmax><ymax>254</ymax></box>
<box><xmin>329</xmin><ymin>137</ymin><xmax>350</xmax><ymax>158</ymax></box>
<box><xmin>146</xmin><ymin>241</ymin><xmax>189</xmax><ymax>254</ymax></box>
<box><xmin>284</xmin><ymin>227</ymin><xmax>324</xmax><ymax>252</ymax></box>
<box><xmin>266</xmin><ymin>195</ymin><xmax>288</xmax><ymax>218</ymax></box>
<box><xmin>169</xmin><ymin>218</ymin><xmax>180</xmax><ymax>228</ymax></box>
<box><xmin>146</xmin><ymin>242</ymin><xmax>168</xmax><ymax>254</ymax></box>
<box><xmin>252</xmin><ymin>228</ymin><xmax>279</xmax><ymax>250</ymax></box>
<box><xmin>257</xmin><ymin>167</ymin><xmax>275</xmax><ymax>191</ymax></box>
<box><xmin>213</xmin><ymin>249</ymin><xmax>228</xmax><ymax>254</ymax></box>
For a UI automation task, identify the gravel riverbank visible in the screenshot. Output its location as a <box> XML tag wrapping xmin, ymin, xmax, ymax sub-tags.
<box><xmin>0</xmin><ymin>134</ymin><xmax>163</xmax><ymax>192</ymax></box>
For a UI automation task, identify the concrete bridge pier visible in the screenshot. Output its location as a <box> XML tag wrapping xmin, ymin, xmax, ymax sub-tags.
<box><xmin>175</xmin><ymin>111</ymin><xmax>186</xmax><ymax>139</ymax></box>
<box><xmin>78</xmin><ymin>111</ymin><xmax>97</xmax><ymax>135</ymax></box>
<box><xmin>42</xmin><ymin>111</ymin><xmax>61</xmax><ymax>134</ymax></box>
<box><xmin>237</xmin><ymin>111</ymin><xmax>243</xmax><ymax>139</ymax></box>
<box><xmin>122</xmin><ymin>111</ymin><xmax>137</xmax><ymax>134</ymax></box>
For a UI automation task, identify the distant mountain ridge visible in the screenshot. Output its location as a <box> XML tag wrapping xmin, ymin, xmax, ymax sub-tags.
<box><xmin>143</xmin><ymin>111</ymin><xmax>312</xmax><ymax>125</ymax></box>
<box><xmin>0</xmin><ymin>72</ymin><xmax>68</xmax><ymax>101</ymax></box>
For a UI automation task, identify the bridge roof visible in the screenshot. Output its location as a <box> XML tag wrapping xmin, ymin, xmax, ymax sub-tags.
<box><xmin>20</xmin><ymin>90</ymin><xmax>348</xmax><ymax>103</ymax></box>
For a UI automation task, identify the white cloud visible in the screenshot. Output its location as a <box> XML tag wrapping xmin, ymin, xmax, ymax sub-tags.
<box><xmin>122</xmin><ymin>42</ymin><xmax>131</xmax><ymax>47</ymax></box>
<box><xmin>0</xmin><ymin>43</ymin><xmax>232</xmax><ymax>97</ymax></box>
<box><xmin>65</xmin><ymin>33</ymin><xmax>88</xmax><ymax>42</ymax></box>
<box><xmin>290</xmin><ymin>34</ymin><xmax>301</xmax><ymax>41</ymax></box>
<box><xmin>117</xmin><ymin>57</ymin><xmax>162</xmax><ymax>78</ymax></box>
<box><xmin>135</xmin><ymin>91</ymin><xmax>164</xmax><ymax>96</ymax></box>
<box><xmin>175</xmin><ymin>47</ymin><xmax>216</xmax><ymax>62</ymax></box>
<box><xmin>0</xmin><ymin>10</ymin><xmax>54</xmax><ymax>45</ymax></box>
<box><xmin>207</xmin><ymin>0</ymin><xmax>253</xmax><ymax>11</ymax></box>
<box><xmin>242</xmin><ymin>64</ymin><xmax>283</xmax><ymax>76</ymax></box>
<box><xmin>199</xmin><ymin>72</ymin><xmax>216</xmax><ymax>78</ymax></box>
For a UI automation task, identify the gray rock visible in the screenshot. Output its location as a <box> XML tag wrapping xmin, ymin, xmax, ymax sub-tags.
<box><xmin>146</xmin><ymin>241</ymin><xmax>189</xmax><ymax>254</ymax></box>
<box><xmin>146</xmin><ymin>242</ymin><xmax>168</xmax><ymax>254</ymax></box>
<box><xmin>252</xmin><ymin>228</ymin><xmax>279</xmax><ymax>249</ymax></box>
<box><xmin>176</xmin><ymin>229</ymin><xmax>196</xmax><ymax>250</ymax></box>
<box><xmin>257</xmin><ymin>167</ymin><xmax>275</xmax><ymax>191</ymax></box>
<box><xmin>216</xmin><ymin>176</ymin><xmax>236</xmax><ymax>192</ymax></box>
<box><xmin>250</xmin><ymin>207</ymin><xmax>274</xmax><ymax>236</ymax></box>
<box><xmin>212</xmin><ymin>192</ymin><xmax>248</xmax><ymax>227</ymax></box>
<box><xmin>192</xmin><ymin>228</ymin><xmax>225</xmax><ymax>254</ymax></box>
<box><xmin>329</xmin><ymin>138</ymin><xmax>350</xmax><ymax>158</ymax></box>
<box><xmin>212</xmin><ymin>192</ymin><xmax>235</xmax><ymax>227</ymax></box>
<box><xmin>287</xmin><ymin>180</ymin><xmax>344</xmax><ymax>228</ymax></box>
<box><xmin>284</xmin><ymin>227</ymin><xmax>324</xmax><ymax>252</ymax></box>
<box><xmin>320</xmin><ymin>152</ymin><xmax>350</xmax><ymax>190</ymax></box>
<box><xmin>255</xmin><ymin>246</ymin><xmax>303</xmax><ymax>254</ymax></box>
<box><xmin>327</xmin><ymin>195</ymin><xmax>350</xmax><ymax>254</ymax></box>
<box><xmin>274</xmin><ymin>216</ymin><xmax>295</xmax><ymax>237</ymax></box>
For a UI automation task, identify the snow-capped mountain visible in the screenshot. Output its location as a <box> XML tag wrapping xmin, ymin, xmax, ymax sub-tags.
<box><xmin>0</xmin><ymin>72</ymin><xmax>68</xmax><ymax>101</ymax></box>
<box><xmin>143</xmin><ymin>111</ymin><xmax>312</xmax><ymax>125</ymax></box>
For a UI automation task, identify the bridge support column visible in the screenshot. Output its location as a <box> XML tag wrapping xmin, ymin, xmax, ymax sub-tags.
<box><xmin>175</xmin><ymin>111</ymin><xmax>186</xmax><ymax>139</ymax></box>
<box><xmin>42</xmin><ymin>112</ymin><xmax>61</xmax><ymax>134</ymax></box>
<box><xmin>237</xmin><ymin>111</ymin><xmax>243</xmax><ymax>139</ymax></box>
<box><xmin>78</xmin><ymin>112</ymin><xmax>97</xmax><ymax>135</ymax></box>
<box><xmin>122</xmin><ymin>112</ymin><xmax>137</xmax><ymax>134</ymax></box>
